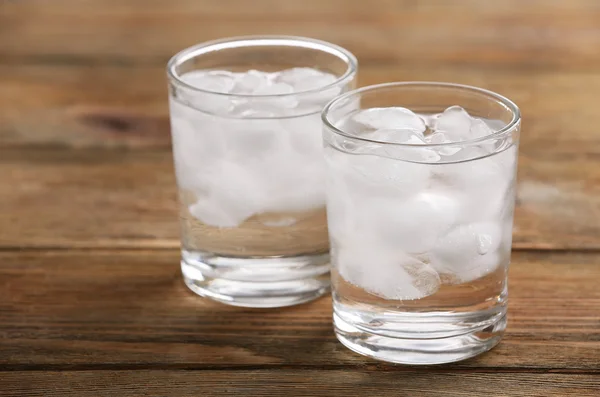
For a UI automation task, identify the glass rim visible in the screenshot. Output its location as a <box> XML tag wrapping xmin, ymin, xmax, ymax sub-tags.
<box><xmin>321</xmin><ymin>81</ymin><xmax>521</xmax><ymax>148</ymax></box>
<box><xmin>166</xmin><ymin>35</ymin><xmax>358</xmax><ymax>99</ymax></box>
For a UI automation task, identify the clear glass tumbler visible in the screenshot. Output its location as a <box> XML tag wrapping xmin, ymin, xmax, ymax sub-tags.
<box><xmin>167</xmin><ymin>36</ymin><xmax>357</xmax><ymax>307</ymax></box>
<box><xmin>322</xmin><ymin>82</ymin><xmax>520</xmax><ymax>364</ymax></box>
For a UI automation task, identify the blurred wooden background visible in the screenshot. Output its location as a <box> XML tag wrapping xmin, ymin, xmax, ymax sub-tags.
<box><xmin>1</xmin><ymin>1</ymin><xmax>599</xmax><ymax>396</ymax></box>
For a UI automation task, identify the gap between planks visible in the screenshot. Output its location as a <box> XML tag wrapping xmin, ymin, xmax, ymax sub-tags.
<box><xmin>1</xmin><ymin>363</ymin><xmax>599</xmax><ymax>374</ymax></box>
<box><xmin>1</xmin><ymin>246</ymin><xmax>599</xmax><ymax>253</ymax></box>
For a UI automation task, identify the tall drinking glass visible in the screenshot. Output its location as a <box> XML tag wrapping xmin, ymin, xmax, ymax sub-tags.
<box><xmin>322</xmin><ymin>82</ymin><xmax>520</xmax><ymax>364</ymax></box>
<box><xmin>167</xmin><ymin>36</ymin><xmax>357</xmax><ymax>307</ymax></box>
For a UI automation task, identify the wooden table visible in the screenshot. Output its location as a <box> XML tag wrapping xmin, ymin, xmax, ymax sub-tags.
<box><xmin>1</xmin><ymin>1</ymin><xmax>599</xmax><ymax>395</ymax></box>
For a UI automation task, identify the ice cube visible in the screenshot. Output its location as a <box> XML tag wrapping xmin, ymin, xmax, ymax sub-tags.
<box><xmin>276</xmin><ymin>67</ymin><xmax>326</xmax><ymax>84</ymax></box>
<box><xmin>181</xmin><ymin>70</ymin><xmax>236</xmax><ymax>93</ymax></box>
<box><xmin>169</xmin><ymin>100</ymin><xmax>225</xmax><ymax>190</ymax></box>
<box><xmin>277</xmin><ymin>67</ymin><xmax>341</xmax><ymax>112</ymax></box>
<box><xmin>254</xmin><ymin>81</ymin><xmax>294</xmax><ymax>95</ymax></box>
<box><xmin>233</xmin><ymin>81</ymin><xmax>298</xmax><ymax>116</ymax></box>
<box><xmin>231</xmin><ymin>102</ymin><xmax>280</xmax><ymax>118</ymax></box>
<box><xmin>171</xmin><ymin>118</ymin><xmax>214</xmax><ymax>190</ymax></box>
<box><xmin>188</xmin><ymin>162</ymin><xmax>266</xmax><ymax>227</ymax></box>
<box><xmin>189</xmin><ymin>195</ymin><xmax>252</xmax><ymax>228</ymax></box>
<box><xmin>282</xmin><ymin>115</ymin><xmax>324</xmax><ymax>161</ymax></box>
<box><xmin>297</xmin><ymin>75</ymin><xmax>339</xmax><ymax>101</ymax></box>
<box><xmin>263</xmin><ymin>162</ymin><xmax>326</xmax><ymax>214</ymax></box>
<box><xmin>419</xmin><ymin>113</ymin><xmax>437</xmax><ymax>130</ymax></box>
<box><xmin>495</xmin><ymin>144</ymin><xmax>518</xmax><ymax>174</ymax></box>
<box><xmin>366</xmin><ymin>129</ymin><xmax>424</xmax><ymax>144</ymax></box>
<box><xmin>225</xmin><ymin>119</ymin><xmax>283</xmax><ymax>159</ymax></box>
<box><xmin>351</xmin><ymin>107</ymin><xmax>427</xmax><ymax>135</ymax></box>
<box><xmin>334</xmin><ymin>152</ymin><xmax>432</xmax><ymax>198</ymax></box>
<box><xmin>470</xmin><ymin>118</ymin><xmax>494</xmax><ymax>139</ymax></box>
<box><xmin>502</xmin><ymin>217</ymin><xmax>515</xmax><ymax>252</ymax></box>
<box><xmin>348</xmin><ymin>120</ymin><xmax>439</xmax><ymax>163</ymax></box>
<box><xmin>356</xmin><ymin>129</ymin><xmax>435</xmax><ymax>160</ymax></box>
<box><xmin>208</xmin><ymin>112</ymin><xmax>326</xmax><ymax>217</ymax></box>
<box><xmin>286</xmin><ymin>71</ymin><xmax>337</xmax><ymax>92</ymax></box>
<box><xmin>432</xmin><ymin>106</ymin><xmax>473</xmax><ymax>141</ymax></box>
<box><xmin>336</xmin><ymin>241</ymin><xmax>440</xmax><ymax>300</ymax></box>
<box><xmin>232</xmin><ymin>70</ymin><xmax>272</xmax><ymax>94</ymax></box>
<box><xmin>325</xmin><ymin>195</ymin><xmax>353</xmax><ymax>243</ymax></box>
<box><xmin>430</xmin><ymin>222</ymin><xmax>503</xmax><ymax>283</ymax></box>
<box><xmin>361</xmin><ymin>190</ymin><xmax>460</xmax><ymax>254</ymax></box>
<box><xmin>380</xmin><ymin>141</ymin><xmax>442</xmax><ymax>163</ymax></box>
<box><xmin>230</xmin><ymin>130</ymin><xmax>325</xmax><ymax>215</ymax></box>
<box><xmin>249</xmin><ymin>116</ymin><xmax>327</xmax><ymax>214</ymax></box>
<box><xmin>432</xmin><ymin>147</ymin><xmax>514</xmax><ymax>221</ymax></box>
<box><xmin>179</xmin><ymin>70</ymin><xmax>236</xmax><ymax>114</ymax></box>
<box><xmin>325</xmin><ymin>151</ymin><xmax>360</xmax><ymax>240</ymax></box>
<box><xmin>469</xmin><ymin>119</ymin><xmax>499</xmax><ymax>154</ymax></box>
<box><xmin>435</xmin><ymin>145</ymin><xmax>485</xmax><ymax>162</ymax></box>
<box><xmin>176</xmin><ymin>67</ymin><xmax>335</xmax><ymax>225</ymax></box>
<box><xmin>425</xmin><ymin>132</ymin><xmax>461</xmax><ymax>156</ymax></box>
<box><xmin>432</xmin><ymin>106</ymin><xmax>498</xmax><ymax>143</ymax></box>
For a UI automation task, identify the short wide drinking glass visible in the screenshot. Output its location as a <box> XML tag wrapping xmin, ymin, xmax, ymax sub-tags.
<box><xmin>322</xmin><ymin>82</ymin><xmax>520</xmax><ymax>364</ymax></box>
<box><xmin>167</xmin><ymin>36</ymin><xmax>357</xmax><ymax>308</ymax></box>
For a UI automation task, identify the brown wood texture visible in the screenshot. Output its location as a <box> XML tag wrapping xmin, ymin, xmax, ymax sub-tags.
<box><xmin>1</xmin><ymin>250</ymin><xmax>599</xmax><ymax>370</ymax></box>
<box><xmin>2</xmin><ymin>147</ymin><xmax>599</xmax><ymax>250</ymax></box>
<box><xmin>2</xmin><ymin>371</ymin><xmax>599</xmax><ymax>397</ymax></box>
<box><xmin>1</xmin><ymin>65</ymin><xmax>599</xmax><ymax>153</ymax></box>
<box><xmin>1</xmin><ymin>0</ymin><xmax>600</xmax><ymax>70</ymax></box>
<box><xmin>2</xmin><ymin>0</ymin><xmax>600</xmax><ymax>395</ymax></box>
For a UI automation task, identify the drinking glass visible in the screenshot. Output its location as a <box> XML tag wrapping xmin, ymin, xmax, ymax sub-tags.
<box><xmin>167</xmin><ymin>36</ymin><xmax>357</xmax><ymax>307</ymax></box>
<box><xmin>322</xmin><ymin>82</ymin><xmax>520</xmax><ymax>364</ymax></box>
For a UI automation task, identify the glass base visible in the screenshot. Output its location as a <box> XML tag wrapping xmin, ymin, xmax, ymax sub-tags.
<box><xmin>333</xmin><ymin>306</ymin><xmax>506</xmax><ymax>365</ymax></box>
<box><xmin>181</xmin><ymin>249</ymin><xmax>330</xmax><ymax>308</ymax></box>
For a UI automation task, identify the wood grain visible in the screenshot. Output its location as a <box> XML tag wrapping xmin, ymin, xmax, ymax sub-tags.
<box><xmin>2</xmin><ymin>65</ymin><xmax>600</xmax><ymax>153</ymax></box>
<box><xmin>2</xmin><ymin>0</ymin><xmax>600</xmax><ymax>71</ymax></box>
<box><xmin>0</xmin><ymin>65</ymin><xmax>170</xmax><ymax>149</ymax></box>
<box><xmin>2</xmin><ymin>0</ymin><xmax>600</xmax><ymax>393</ymax></box>
<box><xmin>1</xmin><ymin>148</ymin><xmax>599</xmax><ymax>250</ymax></box>
<box><xmin>2</xmin><ymin>370</ymin><xmax>600</xmax><ymax>397</ymax></box>
<box><xmin>1</xmin><ymin>250</ymin><xmax>598</xmax><ymax>370</ymax></box>
<box><xmin>0</xmin><ymin>150</ymin><xmax>178</xmax><ymax>249</ymax></box>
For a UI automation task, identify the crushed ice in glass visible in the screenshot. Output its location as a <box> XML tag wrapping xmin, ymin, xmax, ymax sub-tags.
<box><xmin>171</xmin><ymin>67</ymin><xmax>341</xmax><ymax>229</ymax></box>
<box><xmin>328</xmin><ymin>105</ymin><xmax>516</xmax><ymax>299</ymax></box>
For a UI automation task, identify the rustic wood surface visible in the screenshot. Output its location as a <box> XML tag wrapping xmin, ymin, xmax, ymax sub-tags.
<box><xmin>1</xmin><ymin>0</ymin><xmax>599</xmax><ymax>395</ymax></box>
<box><xmin>1</xmin><ymin>251</ymin><xmax>599</xmax><ymax>371</ymax></box>
<box><xmin>2</xmin><ymin>371</ymin><xmax>599</xmax><ymax>397</ymax></box>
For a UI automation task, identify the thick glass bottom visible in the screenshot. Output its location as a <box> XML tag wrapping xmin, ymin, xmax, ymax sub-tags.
<box><xmin>181</xmin><ymin>249</ymin><xmax>330</xmax><ymax>308</ymax></box>
<box><xmin>333</xmin><ymin>300</ymin><xmax>507</xmax><ymax>365</ymax></box>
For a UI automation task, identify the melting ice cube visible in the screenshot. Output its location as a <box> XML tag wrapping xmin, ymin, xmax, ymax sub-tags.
<box><xmin>433</xmin><ymin>145</ymin><xmax>516</xmax><ymax>222</ymax></box>
<box><xmin>232</xmin><ymin>69</ymin><xmax>272</xmax><ymax>94</ymax></box>
<box><xmin>188</xmin><ymin>162</ymin><xmax>266</xmax><ymax>227</ymax></box>
<box><xmin>351</xmin><ymin>107</ymin><xmax>427</xmax><ymax>135</ymax></box>
<box><xmin>431</xmin><ymin>105</ymin><xmax>497</xmax><ymax>144</ymax></box>
<box><xmin>277</xmin><ymin>67</ymin><xmax>341</xmax><ymax>111</ymax></box>
<box><xmin>179</xmin><ymin>70</ymin><xmax>236</xmax><ymax>114</ymax></box>
<box><xmin>430</xmin><ymin>222</ymin><xmax>503</xmax><ymax>283</ymax></box>
<box><xmin>336</xmin><ymin>240</ymin><xmax>441</xmax><ymax>300</ymax></box>
<box><xmin>360</xmin><ymin>190</ymin><xmax>461</xmax><ymax>254</ymax></box>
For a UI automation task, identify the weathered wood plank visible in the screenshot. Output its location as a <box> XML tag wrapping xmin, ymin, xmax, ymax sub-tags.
<box><xmin>1</xmin><ymin>147</ymin><xmax>598</xmax><ymax>249</ymax></box>
<box><xmin>1</xmin><ymin>250</ymin><xmax>598</xmax><ymax>370</ymax></box>
<box><xmin>0</xmin><ymin>65</ymin><xmax>170</xmax><ymax>149</ymax></box>
<box><xmin>1</xmin><ymin>370</ymin><xmax>599</xmax><ymax>397</ymax></box>
<box><xmin>1</xmin><ymin>64</ymin><xmax>599</xmax><ymax>153</ymax></box>
<box><xmin>0</xmin><ymin>150</ymin><xmax>179</xmax><ymax>249</ymax></box>
<box><xmin>1</xmin><ymin>0</ymin><xmax>600</xmax><ymax>71</ymax></box>
<box><xmin>1</xmin><ymin>1</ymin><xmax>597</xmax><ymax>393</ymax></box>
